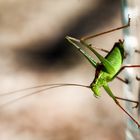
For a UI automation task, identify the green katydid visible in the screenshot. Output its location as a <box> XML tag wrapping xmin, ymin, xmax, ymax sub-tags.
<box><xmin>0</xmin><ymin>17</ymin><xmax>140</xmax><ymax>128</ymax></box>
<box><xmin>65</xmin><ymin>18</ymin><xmax>140</xmax><ymax>128</ymax></box>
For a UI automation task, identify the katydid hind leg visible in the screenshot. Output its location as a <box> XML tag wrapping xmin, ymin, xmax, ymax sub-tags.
<box><xmin>80</xmin><ymin>40</ymin><xmax>115</xmax><ymax>74</ymax></box>
<box><xmin>103</xmin><ymin>84</ymin><xmax>140</xmax><ymax>128</ymax></box>
<box><xmin>66</xmin><ymin>36</ymin><xmax>97</xmax><ymax>68</ymax></box>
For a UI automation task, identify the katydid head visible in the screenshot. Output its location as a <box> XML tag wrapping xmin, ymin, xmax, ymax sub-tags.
<box><xmin>90</xmin><ymin>84</ymin><xmax>101</xmax><ymax>97</ymax></box>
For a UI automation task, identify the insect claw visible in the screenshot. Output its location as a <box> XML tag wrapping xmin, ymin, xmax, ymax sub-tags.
<box><xmin>128</xmin><ymin>16</ymin><xmax>131</xmax><ymax>26</ymax></box>
<box><xmin>124</xmin><ymin>78</ymin><xmax>129</xmax><ymax>84</ymax></box>
<box><xmin>138</xmin><ymin>123</ymin><xmax>140</xmax><ymax>128</ymax></box>
<box><xmin>136</xmin><ymin>76</ymin><xmax>140</xmax><ymax>81</ymax></box>
<box><xmin>132</xmin><ymin>102</ymin><xmax>139</xmax><ymax>109</ymax></box>
<box><xmin>135</xmin><ymin>49</ymin><xmax>140</xmax><ymax>54</ymax></box>
<box><xmin>119</xmin><ymin>39</ymin><xmax>124</xmax><ymax>44</ymax></box>
<box><xmin>89</xmin><ymin>44</ymin><xmax>92</xmax><ymax>47</ymax></box>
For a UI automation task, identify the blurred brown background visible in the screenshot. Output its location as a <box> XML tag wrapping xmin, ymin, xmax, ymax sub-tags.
<box><xmin>0</xmin><ymin>0</ymin><xmax>126</xmax><ymax>140</ymax></box>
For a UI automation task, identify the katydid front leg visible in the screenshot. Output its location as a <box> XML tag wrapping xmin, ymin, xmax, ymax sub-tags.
<box><xmin>103</xmin><ymin>84</ymin><xmax>140</xmax><ymax>128</ymax></box>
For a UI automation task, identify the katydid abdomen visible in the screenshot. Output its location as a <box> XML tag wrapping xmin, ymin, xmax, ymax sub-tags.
<box><xmin>105</xmin><ymin>41</ymin><xmax>124</xmax><ymax>74</ymax></box>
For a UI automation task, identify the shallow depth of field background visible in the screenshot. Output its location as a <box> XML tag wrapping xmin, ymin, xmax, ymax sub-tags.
<box><xmin>0</xmin><ymin>0</ymin><xmax>129</xmax><ymax>140</ymax></box>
